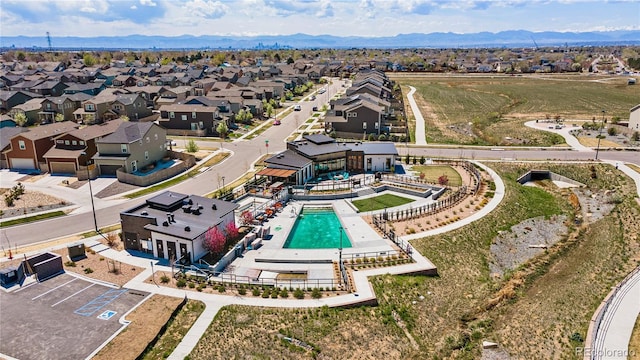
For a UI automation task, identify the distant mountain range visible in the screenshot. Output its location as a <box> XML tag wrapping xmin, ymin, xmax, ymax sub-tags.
<box><xmin>2</xmin><ymin>30</ymin><xmax>639</xmax><ymax>50</ymax></box>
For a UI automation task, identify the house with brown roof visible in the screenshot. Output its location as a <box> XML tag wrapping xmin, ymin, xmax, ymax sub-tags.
<box><xmin>0</xmin><ymin>127</ymin><xmax>27</xmax><ymax>169</ymax></box>
<box><xmin>43</xmin><ymin>118</ymin><xmax>125</xmax><ymax>174</ymax></box>
<box><xmin>39</xmin><ymin>96</ymin><xmax>78</xmax><ymax>123</ymax></box>
<box><xmin>110</xmin><ymin>93</ymin><xmax>152</xmax><ymax>120</ymax></box>
<box><xmin>73</xmin><ymin>95</ymin><xmax>118</xmax><ymax>124</ymax></box>
<box><xmin>3</xmin><ymin>121</ymin><xmax>79</xmax><ymax>171</ymax></box>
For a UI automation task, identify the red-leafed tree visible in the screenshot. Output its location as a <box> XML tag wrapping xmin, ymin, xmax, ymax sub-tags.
<box><xmin>438</xmin><ymin>174</ymin><xmax>449</xmax><ymax>186</ymax></box>
<box><xmin>204</xmin><ymin>226</ymin><xmax>226</xmax><ymax>255</ymax></box>
<box><xmin>224</xmin><ymin>221</ymin><xmax>239</xmax><ymax>242</ymax></box>
<box><xmin>240</xmin><ymin>210</ymin><xmax>254</xmax><ymax>225</ymax></box>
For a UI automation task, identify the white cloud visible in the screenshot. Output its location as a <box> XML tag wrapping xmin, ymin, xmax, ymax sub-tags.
<box><xmin>183</xmin><ymin>0</ymin><xmax>229</xmax><ymax>18</ymax></box>
<box><xmin>316</xmin><ymin>1</ymin><xmax>334</xmax><ymax>18</ymax></box>
<box><xmin>55</xmin><ymin>0</ymin><xmax>110</xmax><ymax>14</ymax></box>
<box><xmin>140</xmin><ymin>0</ymin><xmax>157</xmax><ymax>6</ymax></box>
<box><xmin>360</xmin><ymin>0</ymin><xmax>376</xmax><ymax>19</ymax></box>
<box><xmin>131</xmin><ymin>5</ymin><xmax>138</xmax><ymax>9</ymax></box>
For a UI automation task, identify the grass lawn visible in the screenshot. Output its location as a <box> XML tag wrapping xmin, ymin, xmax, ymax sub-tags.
<box><xmin>189</xmin><ymin>162</ymin><xmax>640</xmax><ymax>359</ymax></box>
<box><xmin>0</xmin><ymin>210</ymin><xmax>65</xmax><ymax>228</ymax></box>
<box><xmin>409</xmin><ymin>165</ymin><xmax>463</xmax><ymax>186</ymax></box>
<box><xmin>576</xmin><ymin>137</ymin><xmax>621</xmax><ymax>147</ymax></box>
<box><xmin>391</xmin><ymin>75</ymin><xmax>638</xmax><ymax>146</ymax></box>
<box><xmin>351</xmin><ymin>193</ymin><xmax>415</xmax><ymax>212</ymax></box>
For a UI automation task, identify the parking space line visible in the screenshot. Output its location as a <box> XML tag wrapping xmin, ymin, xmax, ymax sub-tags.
<box><xmin>51</xmin><ymin>284</ymin><xmax>95</xmax><ymax>307</ymax></box>
<box><xmin>74</xmin><ymin>289</ymin><xmax>128</xmax><ymax>317</ymax></box>
<box><xmin>31</xmin><ymin>278</ymin><xmax>77</xmax><ymax>300</ymax></box>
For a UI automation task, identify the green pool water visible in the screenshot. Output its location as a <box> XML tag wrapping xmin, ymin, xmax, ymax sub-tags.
<box><xmin>283</xmin><ymin>207</ymin><xmax>352</xmax><ymax>249</ymax></box>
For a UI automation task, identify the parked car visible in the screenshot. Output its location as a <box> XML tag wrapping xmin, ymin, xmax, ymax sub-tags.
<box><xmin>310</xmin><ymin>95</ymin><xmax>316</xmax><ymax>100</ymax></box>
<box><xmin>294</xmin><ymin>105</ymin><xmax>301</xmax><ymax>111</ymax></box>
<box><xmin>273</xmin><ymin>119</ymin><xmax>281</xmax><ymax>125</ymax></box>
<box><xmin>312</xmin><ymin>106</ymin><xmax>318</xmax><ymax>111</ymax></box>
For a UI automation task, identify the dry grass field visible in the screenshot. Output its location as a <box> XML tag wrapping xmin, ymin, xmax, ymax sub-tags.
<box><xmin>189</xmin><ymin>163</ymin><xmax>640</xmax><ymax>359</ymax></box>
<box><xmin>392</xmin><ymin>74</ymin><xmax>638</xmax><ymax>146</ymax></box>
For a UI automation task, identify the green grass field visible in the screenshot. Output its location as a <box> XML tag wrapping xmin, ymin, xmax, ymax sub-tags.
<box><xmin>409</xmin><ymin>165</ymin><xmax>463</xmax><ymax>186</ymax></box>
<box><xmin>351</xmin><ymin>193</ymin><xmax>415</xmax><ymax>212</ymax></box>
<box><xmin>393</xmin><ymin>75</ymin><xmax>638</xmax><ymax>145</ymax></box>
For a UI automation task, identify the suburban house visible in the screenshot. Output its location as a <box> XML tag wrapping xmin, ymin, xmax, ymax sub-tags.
<box><xmin>30</xmin><ymin>80</ymin><xmax>68</xmax><ymax>97</ymax></box>
<box><xmin>120</xmin><ymin>191</ymin><xmax>238</xmax><ymax>263</ymax></box>
<box><xmin>73</xmin><ymin>95</ymin><xmax>118</xmax><ymax>124</ymax></box>
<box><xmin>39</xmin><ymin>96</ymin><xmax>80</xmax><ymax>123</ymax></box>
<box><xmin>63</xmin><ymin>82</ymin><xmax>106</xmax><ymax>96</ymax></box>
<box><xmin>630</xmin><ymin>104</ymin><xmax>640</xmax><ymax>131</ymax></box>
<box><xmin>42</xmin><ymin>118</ymin><xmax>125</xmax><ymax>174</ymax></box>
<box><xmin>93</xmin><ymin>122</ymin><xmax>167</xmax><ymax>176</ymax></box>
<box><xmin>110</xmin><ymin>93</ymin><xmax>152</xmax><ymax>120</ymax></box>
<box><xmin>0</xmin><ymin>90</ymin><xmax>41</xmax><ymax>112</ymax></box>
<box><xmin>325</xmin><ymin>99</ymin><xmax>385</xmax><ymax>138</ymax></box>
<box><xmin>0</xmin><ymin>127</ymin><xmax>27</xmax><ymax>169</ymax></box>
<box><xmin>158</xmin><ymin>104</ymin><xmax>224</xmax><ymax>136</ymax></box>
<box><xmin>10</xmin><ymin>98</ymin><xmax>46</xmax><ymax>125</ymax></box>
<box><xmin>257</xmin><ymin>134</ymin><xmax>398</xmax><ymax>185</ymax></box>
<box><xmin>3</xmin><ymin>121</ymin><xmax>79</xmax><ymax>171</ymax></box>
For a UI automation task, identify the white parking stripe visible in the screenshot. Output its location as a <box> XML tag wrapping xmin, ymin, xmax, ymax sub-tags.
<box><xmin>31</xmin><ymin>278</ymin><xmax>77</xmax><ymax>300</ymax></box>
<box><xmin>51</xmin><ymin>284</ymin><xmax>95</xmax><ymax>307</ymax></box>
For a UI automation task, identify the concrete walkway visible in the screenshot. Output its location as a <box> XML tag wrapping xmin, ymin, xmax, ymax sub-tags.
<box><xmin>585</xmin><ymin>160</ymin><xmax>640</xmax><ymax>360</ymax></box>
<box><xmin>524</xmin><ymin>120</ymin><xmax>592</xmax><ymax>152</ymax></box>
<box><xmin>407</xmin><ymin>86</ymin><xmax>427</xmax><ymax>145</ymax></box>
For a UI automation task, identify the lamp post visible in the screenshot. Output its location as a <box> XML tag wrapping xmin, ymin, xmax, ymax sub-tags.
<box><xmin>595</xmin><ymin>110</ymin><xmax>605</xmax><ymax>160</ymax></box>
<box><xmin>81</xmin><ymin>152</ymin><xmax>98</xmax><ymax>233</ymax></box>
<box><xmin>338</xmin><ymin>226</ymin><xmax>343</xmax><ymax>268</ymax></box>
<box><xmin>221</xmin><ymin>176</ymin><xmax>226</xmax><ymax>196</ymax></box>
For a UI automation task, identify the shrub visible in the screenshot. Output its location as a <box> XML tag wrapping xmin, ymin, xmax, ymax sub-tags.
<box><xmin>160</xmin><ymin>275</ymin><xmax>170</xmax><ymax>283</ymax></box>
<box><xmin>271</xmin><ymin>290</ymin><xmax>279</xmax><ymax>298</ymax></box>
<box><xmin>293</xmin><ymin>288</ymin><xmax>305</xmax><ymax>299</ymax></box>
<box><xmin>188</xmin><ymin>282</ymin><xmax>196</xmax><ymax>288</ymax></box>
<box><xmin>252</xmin><ymin>288</ymin><xmax>261</xmax><ymax>296</ymax></box>
<box><xmin>261</xmin><ymin>289</ymin><xmax>270</xmax><ymax>298</ymax></box>
<box><xmin>279</xmin><ymin>288</ymin><xmax>289</xmax><ymax>298</ymax></box>
<box><xmin>217</xmin><ymin>284</ymin><xmax>226</xmax><ymax>293</ymax></box>
<box><xmin>64</xmin><ymin>261</ymin><xmax>76</xmax><ymax>267</ymax></box>
<box><xmin>238</xmin><ymin>286</ymin><xmax>247</xmax><ymax>295</ymax></box>
<box><xmin>197</xmin><ymin>284</ymin><xmax>204</xmax><ymax>292</ymax></box>
<box><xmin>176</xmin><ymin>279</ymin><xmax>187</xmax><ymax>288</ymax></box>
<box><xmin>311</xmin><ymin>288</ymin><xmax>322</xmax><ymax>299</ymax></box>
<box><xmin>185</xmin><ymin>139</ymin><xmax>199</xmax><ymax>153</ymax></box>
<box><xmin>83</xmin><ymin>267</ymin><xmax>93</xmax><ymax>274</ymax></box>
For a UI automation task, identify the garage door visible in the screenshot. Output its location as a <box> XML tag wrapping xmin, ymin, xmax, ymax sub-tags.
<box><xmin>49</xmin><ymin>162</ymin><xmax>76</xmax><ymax>174</ymax></box>
<box><xmin>10</xmin><ymin>158</ymin><xmax>35</xmax><ymax>170</ymax></box>
<box><xmin>100</xmin><ymin>164</ymin><xmax>121</xmax><ymax>176</ymax></box>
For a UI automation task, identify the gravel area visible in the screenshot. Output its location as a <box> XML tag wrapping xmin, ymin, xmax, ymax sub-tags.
<box><xmin>0</xmin><ymin>189</ymin><xmax>70</xmax><ymax>218</ymax></box>
<box><xmin>481</xmin><ymin>347</ymin><xmax>512</xmax><ymax>360</ymax></box>
<box><xmin>572</xmin><ymin>188</ymin><xmax>616</xmax><ymax>224</ymax></box>
<box><xmin>489</xmin><ymin>215</ymin><xmax>568</xmax><ymax>278</ymax></box>
<box><xmin>94</xmin><ymin>181</ymin><xmax>141</xmax><ymax>198</ymax></box>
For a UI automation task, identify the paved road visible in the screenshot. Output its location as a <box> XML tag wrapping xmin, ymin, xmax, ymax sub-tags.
<box><xmin>0</xmin><ymin>79</ymin><xmax>346</xmax><ymax>248</ymax></box>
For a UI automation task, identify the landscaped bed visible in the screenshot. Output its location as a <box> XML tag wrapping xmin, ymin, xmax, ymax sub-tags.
<box><xmin>351</xmin><ymin>193</ymin><xmax>415</xmax><ymax>212</ymax></box>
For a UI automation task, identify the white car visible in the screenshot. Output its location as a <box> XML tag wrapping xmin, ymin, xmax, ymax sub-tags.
<box><xmin>294</xmin><ymin>105</ymin><xmax>301</xmax><ymax>111</ymax></box>
<box><xmin>318</xmin><ymin>88</ymin><xmax>326</xmax><ymax>94</ymax></box>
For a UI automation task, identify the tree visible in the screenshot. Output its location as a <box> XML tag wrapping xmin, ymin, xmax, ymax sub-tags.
<box><xmin>438</xmin><ymin>175</ymin><xmax>449</xmax><ymax>186</ymax></box>
<box><xmin>13</xmin><ymin>112</ymin><xmax>28</xmax><ymax>127</ymax></box>
<box><xmin>235</xmin><ymin>109</ymin><xmax>253</xmax><ymax>125</ymax></box>
<box><xmin>216</xmin><ymin>121</ymin><xmax>229</xmax><ymax>139</ymax></box>
<box><xmin>186</xmin><ymin>139</ymin><xmax>199</xmax><ymax>153</ymax></box>
<box><xmin>607</xmin><ymin>127</ymin><xmax>617</xmax><ymax>136</ymax></box>
<box><xmin>224</xmin><ymin>222</ymin><xmax>239</xmax><ymax>242</ymax></box>
<box><xmin>54</xmin><ymin>113</ymin><xmax>65</xmax><ymax>122</ymax></box>
<box><xmin>82</xmin><ymin>53</ymin><xmax>96</xmax><ymax>67</ymax></box>
<box><xmin>204</xmin><ymin>227</ymin><xmax>226</xmax><ymax>255</ymax></box>
<box><xmin>632</xmin><ymin>131</ymin><xmax>640</xmax><ymax>142</ymax></box>
<box><xmin>264</xmin><ymin>103</ymin><xmax>274</xmax><ymax>118</ymax></box>
<box><xmin>120</xmin><ymin>115</ymin><xmax>130</xmax><ymax>122</ymax></box>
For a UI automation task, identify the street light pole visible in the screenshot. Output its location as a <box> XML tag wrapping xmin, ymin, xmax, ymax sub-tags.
<box><xmin>338</xmin><ymin>226</ymin><xmax>343</xmax><ymax>268</ymax></box>
<box><xmin>81</xmin><ymin>152</ymin><xmax>98</xmax><ymax>233</ymax></box>
<box><xmin>595</xmin><ymin>110</ymin><xmax>605</xmax><ymax>160</ymax></box>
<box><xmin>222</xmin><ymin>176</ymin><xmax>225</xmax><ymax>196</ymax></box>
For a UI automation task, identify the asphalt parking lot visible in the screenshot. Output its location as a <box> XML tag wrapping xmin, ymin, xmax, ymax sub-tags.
<box><xmin>0</xmin><ymin>273</ymin><xmax>147</xmax><ymax>360</ymax></box>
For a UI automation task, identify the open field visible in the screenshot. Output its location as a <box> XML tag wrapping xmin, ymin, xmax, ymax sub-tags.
<box><xmin>189</xmin><ymin>162</ymin><xmax>640</xmax><ymax>359</ymax></box>
<box><xmin>392</xmin><ymin>74</ymin><xmax>638</xmax><ymax>146</ymax></box>
<box><xmin>352</xmin><ymin>193</ymin><xmax>415</xmax><ymax>212</ymax></box>
<box><xmin>576</xmin><ymin>137</ymin><xmax>622</xmax><ymax>148</ymax></box>
<box><xmin>407</xmin><ymin>164</ymin><xmax>463</xmax><ymax>186</ymax></box>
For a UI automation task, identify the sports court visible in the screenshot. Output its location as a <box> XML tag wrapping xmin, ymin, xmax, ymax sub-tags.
<box><xmin>0</xmin><ymin>273</ymin><xmax>148</xmax><ymax>360</ymax></box>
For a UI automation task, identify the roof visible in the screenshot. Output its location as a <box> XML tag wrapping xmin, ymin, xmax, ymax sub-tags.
<box><xmin>256</xmin><ymin>168</ymin><xmax>297</xmax><ymax>178</ymax></box>
<box><xmin>113</xmin><ymin>93</ymin><xmax>139</xmax><ymax>105</ymax></box>
<box><xmin>0</xmin><ymin>127</ymin><xmax>27</xmax><ymax>150</ymax></box>
<box><xmin>122</xmin><ymin>191</ymin><xmax>239</xmax><ymax>240</ymax></box>
<box><xmin>160</xmin><ymin>104</ymin><xmax>218</xmax><ymax>113</ymax></box>
<box><xmin>96</xmin><ymin>122</ymin><xmax>155</xmax><ymax>144</ymax></box>
<box><xmin>264</xmin><ymin>149</ymin><xmax>312</xmax><ymax>169</ymax></box>
<box><xmin>17</xmin><ymin>121</ymin><xmax>79</xmax><ymax>141</ymax></box>
<box><xmin>62</xmin><ymin>118</ymin><xmax>125</xmax><ymax>141</ymax></box>
<box><xmin>14</xmin><ymin>98</ymin><xmax>45</xmax><ymax>111</ymax></box>
<box><xmin>42</xmin><ymin>147</ymin><xmax>85</xmax><ymax>159</ymax></box>
<box><xmin>289</xmin><ymin>136</ymin><xmax>398</xmax><ymax>158</ymax></box>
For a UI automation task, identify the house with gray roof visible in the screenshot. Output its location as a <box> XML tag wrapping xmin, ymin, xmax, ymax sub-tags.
<box><xmin>93</xmin><ymin>122</ymin><xmax>166</xmax><ymax>175</ymax></box>
<box><xmin>120</xmin><ymin>191</ymin><xmax>238</xmax><ymax>263</ymax></box>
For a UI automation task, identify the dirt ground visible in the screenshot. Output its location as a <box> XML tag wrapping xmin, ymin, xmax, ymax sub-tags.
<box><xmin>0</xmin><ymin>189</ymin><xmax>69</xmax><ymax>218</ymax></box>
<box><xmin>92</xmin><ymin>294</ymin><xmax>184</xmax><ymax>360</ymax></box>
<box><xmin>53</xmin><ymin>243</ymin><xmax>143</xmax><ymax>287</ymax></box>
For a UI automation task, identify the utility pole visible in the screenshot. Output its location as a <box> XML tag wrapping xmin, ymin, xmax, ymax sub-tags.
<box><xmin>595</xmin><ymin>110</ymin><xmax>605</xmax><ymax>160</ymax></box>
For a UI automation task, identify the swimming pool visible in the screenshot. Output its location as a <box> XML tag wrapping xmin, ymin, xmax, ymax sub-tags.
<box><xmin>283</xmin><ymin>207</ymin><xmax>352</xmax><ymax>249</ymax></box>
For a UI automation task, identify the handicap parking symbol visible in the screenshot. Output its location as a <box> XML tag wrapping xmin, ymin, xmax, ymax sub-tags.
<box><xmin>97</xmin><ymin>310</ymin><xmax>117</xmax><ymax>320</ymax></box>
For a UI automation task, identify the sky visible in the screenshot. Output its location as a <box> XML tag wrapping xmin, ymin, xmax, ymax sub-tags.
<box><xmin>1</xmin><ymin>0</ymin><xmax>639</xmax><ymax>38</ymax></box>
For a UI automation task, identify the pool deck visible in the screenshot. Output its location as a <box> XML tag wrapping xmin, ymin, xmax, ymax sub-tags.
<box><xmin>230</xmin><ymin>192</ymin><xmax>438</xmax><ymax>290</ymax></box>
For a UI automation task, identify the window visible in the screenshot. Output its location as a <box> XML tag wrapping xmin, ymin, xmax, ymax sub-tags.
<box><xmin>169</xmin><ymin>111</ymin><xmax>175</xmax><ymax>119</ymax></box>
<box><xmin>192</xmin><ymin>112</ymin><xmax>197</xmax><ymax>118</ymax></box>
<box><xmin>46</xmin><ymin>103</ymin><xmax>52</xmax><ymax>110</ymax></box>
<box><xmin>363</xmin><ymin>122</ymin><xmax>367</xmax><ymax>130</ymax></box>
<box><xmin>181</xmin><ymin>115</ymin><xmax>187</xmax><ymax>121</ymax></box>
<box><xmin>79</xmin><ymin>141</ymin><xmax>85</xmax><ymax>145</ymax></box>
<box><xmin>375</xmin><ymin>122</ymin><xmax>379</xmax><ymax>129</ymax></box>
<box><xmin>85</xmin><ymin>104</ymin><xmax>95</xmax><ymax>111</ymax></box>
<box><xmin>154</xmin><ymin>134</ymin><xmax>158</xmax><ymax>140</ymax></box>
<box><xmin>131</xmin><ymin>160</ymin><xmax>137</xmax><ymax>172</ymax></box>
<box><xmin>72</xmin><ymin>140</ymin><xmax>77</xmax><ymax>145</ymax></box>
<box><xmin>144</xmin><ymin>151</ymin><xmax>149</xmax><ymax>160</ymax></box>
<box><xmin>18</xmin><ymin>140</ymin><xmax>26</xmax><ymax>150</ymax></box>
<box><xmin>347</xmin><ymin>112</ymin><xmax>357</xmax><ymax>118</ymax></box>
<box><xmin>56</xmin><ymin>140</ymin><xmax>64</xmax><ymax>144</ymax></box>
<box><xmin>64</xmin><ymin>140</ymin><xmax>70</xmax><ymax>145</ymax></box>
<box><xmin>121</xmin><ymin>144</ymin><xmax>128</xmax><ymax>153</ymax></box>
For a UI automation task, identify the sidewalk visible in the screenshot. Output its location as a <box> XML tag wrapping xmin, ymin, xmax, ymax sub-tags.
<box><xmin>407</xmin><ymin>86</ymin><xmax>427</xmax><ymax>145</ymax></box>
